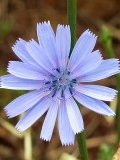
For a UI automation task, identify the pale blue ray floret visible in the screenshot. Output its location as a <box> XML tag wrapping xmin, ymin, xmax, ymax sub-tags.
<box><xmin>0</xmin><ymin>21</ymin><xmax>120</xmax><ymax>145</ymax></box>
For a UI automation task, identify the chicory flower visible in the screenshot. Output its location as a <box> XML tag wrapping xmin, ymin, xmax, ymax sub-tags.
<box><xmin>1</xmin><ymin>21</ymin><xmax>119</xmax><ymax>145</ymax></box>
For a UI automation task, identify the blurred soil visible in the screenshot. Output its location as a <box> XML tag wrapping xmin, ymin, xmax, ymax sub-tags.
<box><xmin>0</xmin><ymin>0</ymin><xmax>120</xmax><ymax>160</ymax></box>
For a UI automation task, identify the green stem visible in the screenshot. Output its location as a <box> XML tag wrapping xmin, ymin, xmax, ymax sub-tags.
<box><xmin>67</xmin><ymin>0</ymin><xmax>77</xmax><ymax>53</ymax></box>
<box><xmin>67</xmin><ymin>0</ymin><xmax>89</xmax><ymax>159</ymax></box>
<box><xmin>77</xmin><ymin>132</ymin><xmax>89</xmax><ymax>160</ymax></box>
<box><xmin>24</xmin><ymin>129</ymin><xmax>32</xmax><ymax>160</ymax></box>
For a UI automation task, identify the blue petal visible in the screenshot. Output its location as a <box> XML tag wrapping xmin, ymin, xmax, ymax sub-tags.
<box><xmin>12</xmin><ymin>39</ymin><xmax>39</xmax><ymax>68</ymax></box>
<box><xmin>74</xmin><ymin>92</ymin><xmax>115</xmax><ymax>116</ymax></box>
<box><xmin>15</xmin><ymin>96</ymin><xmax>51</xmax><ymax>132</ymax></box>
<box><xmin>4</xmin><ymin>90</ymin><xmax>43</xmax><ymax>118</ymax></box>
<box><xmin>37</xmin><ymin>21</ymin><xmax>58</xmax><ymax>68</ymax></box>
<box><xmin>12</xmin><ymin>38</ymin><xmax>49</xmax><ymax>75</ymax></box>
<box><xmin>70</xmin><ymin>50</ymin><xmax>102</xmax><ymax>78</ymax></box>
<box><xmin>8</xmin><ymin>61</ymin><xmax>48</xmax><ymax>80</ymax></box>
<box><xmin>78</xmin><ymin>59</ymin><xmax>120</xmax><ymax>82</ymax></box>
<box><xmin>65</xmin><ymin>89</ymin><xmax>84</xmax><ymax>134</ymax></box>
<box><xmin>40</xmin><ymin>99</ymin><xmax>58</xmax><ymax>141</ymax></box>
<box><xmin>68</xmin><ymin>29</ymin><xmax>97</xmax><ymax>70</ymax></box>
<box><xmin>58</xmin><ymin>100</ymin><xmax>75</xmax><ymax>146</ymax></box>
<box><xmin>26</xmin><ymin>39</ymin><xmax>59</xmax><ymax>77</ymax></box>
<box><xmin>74</xmin><ymin>84</ymin><xmax>117</xmax><ymax>101</ymax></box>
<box><xmin>1</xmin><ymin>74</ymin><xmax>43</xmax><ymax>90</ymax></box>
<box><xmin>56</xmin><ymin>25</ymin><xmax>71</xmax><ymax>68</ymax></box>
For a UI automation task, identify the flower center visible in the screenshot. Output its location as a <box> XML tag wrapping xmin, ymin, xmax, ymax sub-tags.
<box><xmin>59</xmin><ymin>71</ymin><xmax>69</xmax><ymax>86</ymax></box>
<box><xmin>43</xmin><ymin>68</ymin><xmax>77</xmax><ymax>99</ymax></box>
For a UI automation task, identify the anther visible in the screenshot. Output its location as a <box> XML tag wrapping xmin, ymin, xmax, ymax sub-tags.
<box><xmin>67</xmin><ymin>71</ymin><xmax>70</xmax><ymax>75</ymax></box>
<box><xmin>69</xmin><ymin>87</ymin><xmax>73</xmax><ymax>95</ymax></box>
<box><xmin>52</xmin><ymin>88</ymin><xmax>58</xmax><ymax>97</ymax></box>
<box><xmin>61</xmin><ymin>87</ymin><xmax>65</xmax><ymax>98</ymax></box>
<box><xmin>56</xmin><ymin>68</ymin><xmax>60</xmax><ymax>73</ymax></box>
<box><xmin>72</xmin><ymin>79</ymin><xmax>77</xmax><ymax>83</ymax></box>
<box><xmin>45</xmin><ymin>81</ymin><xmax>51</xmax><ymax>84</ymax></box>
<box><xmin>52</xmin><ymin>80</ymin><xmax>57</xmax><ymax>83</ymax></box>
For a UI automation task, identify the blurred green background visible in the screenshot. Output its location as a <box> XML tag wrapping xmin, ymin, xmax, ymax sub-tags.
<box><xmin>0</xmin><ymin>0</ymin><xmax>120</xmax><ymax>159</ymax></box>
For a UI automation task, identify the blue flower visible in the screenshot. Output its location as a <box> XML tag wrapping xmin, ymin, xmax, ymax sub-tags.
<box><xmin>1</xmin><ymin>21</ymin><xmax>119</xmax><ymax>145</ymax></box>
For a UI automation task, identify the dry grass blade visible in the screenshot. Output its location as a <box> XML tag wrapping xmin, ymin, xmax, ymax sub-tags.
<box><xmin>87</xmin><ymin>134</ymin><xmax>116</xmax><ymax>148</ymax></box>
<box><xmin>59</xmin><ymin>153</ymin><xmax>78</xmax><ymax>160</ymax></box>
<box><xmin>112</xmin><ymin>147</ymin><xmax>120</xmax><ymax>160</ymax></box>
<box><xmin>0</xmin><ymin>117</ymin><xmax>23</xmax><ymax>138</ymax></box>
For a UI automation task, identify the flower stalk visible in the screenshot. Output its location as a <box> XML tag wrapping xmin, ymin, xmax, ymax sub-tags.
<box><xmin>24</xmin><ymin>129</ymin><xmax>32</xmax><ymax>160</ymax></box>
<box><xmin>67</xmin><ymin>0</ymin><xmax>89</xmax><ymax>159</ymax></box>
<box><xmin>77</xmin><ymin>131</ymin><xmax>89</xmax><ymax>160</ymax></box>
<box><xmin>67</xmin><ymin>0</ymin><xmax>76</xmax><ymax>53</ymax></box>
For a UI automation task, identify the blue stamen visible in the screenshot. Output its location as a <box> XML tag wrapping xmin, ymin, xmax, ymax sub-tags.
<box><xmin>56</xmin><ymin>68</ymin><xmax>60</xmax><ymax>73</ymax></box>
<box><xmin>69</xmin><ymin>87</ymin><xmax>73</xmax><ymax>95</ymax></box>
<box><xmin>52</xmin><ymin>87</ymin><xmax>58</xmax><ymax>97</ymax></box>
<box><xmin>45</xmin><ymin>81</ymin><xmax>51</xmax><ymax>84</ymax></box>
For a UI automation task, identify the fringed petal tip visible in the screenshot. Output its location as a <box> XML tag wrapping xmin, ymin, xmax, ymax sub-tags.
<box><xmin>7</xmin><ymin>62</ymin><xmax>15</xmax><ymax>75</ymax></box>
<box><xmin>27</xmin><ymin>39</ymin><xmax>36</xmax><ymax>44</ymax></box>
<box><xmin>98</xmin><ymin>110</ymin><xmax>115</xmax><ymax>117</ymax></box>
<box><xmin>112</xmin><ymin>59</ymin><xmax>120</xmax><ymax>73</ymax></box>
<box><xmin>0</xmin><ymin>83</ymin><xmax>5</xmax><ymax>89</ymax></box>
<box><xmin>98</xmin><ymin>51</ymin><xmax>103</xmax><ymax>60</ymax></box>
<box><xmin>0</xmin><ymin>77</ymin><xmax>2</xmax><ymax>88</ymax></box>
<box><xmin>111</xmin><ymin>91</ymin><xmax>118</xmax><ymax>101</ymax></box>
<box><xmin>115</xmin><ymin>58</ymin><xmax>120</xmax><ymax>65</ymax></box>
<box><xmin>4</xmin><ymin>107</ymin><xmax>15</xmax><ymax>119</ymax></box>
<box><xmin>61</xmin><ymin>141</ymin><xmax>74</xmax><ymax>146</ymax></box>
<box><xmin>37</xmin><ymin>21</ymin><xmax>70</xmax><ymax>29</ymax></box>
<box><xmin>40</xmin><ymin>136</ymin><xmax>51</xmax><ymax>142</ymax></box>
<box><xmin>70</xmin><ymin>127</ymin><xmax>84</xmax><ymax>135</ymax></box>
<box><xmin>7</xmin><ymin>61</ymin><xmax>13</xmax><ymax>72</ymax></box>
<box><xmin>15</xmin><ymin>125</ymin><xmax>24</xmax><ymax>134</ymax></box>
<box><xmin>56</xmin><ymin>24</ymin><xmax>70</xmax><ymax>31</ymax></box>
<box><xmin>40</xmin><ymin>136</ymin><xmax>74</xmax><ymax>146</ymax></box>
<box><xmin>12</xmin><ymin>41</ymin><xmax>18</xmax><ymax>49</ymax></box>
<box><xmin>0</xmin><ymin>75</ymin><xmax>4</xmax><ymax>84</ymax></box>
<box><xmin>37</xmin><ymin>20</ymin><xmax>51</xmax><ymax>27</ymax></box>
<box><xmin>4</xmin><ymin>107</ymin><xmax>9</xmax><ymax>117</ymax></box>
<box><xmin>60</xmin><ymin>129</ymin><xmax>84</xmax><ymax>146</ymax></box>
<box><xmin>75</xmin><ymin>128</ymin><xmax>84</xmax><ymax>135</ymax></box>
<box><xmin>84</xmin><ymin>29</ymin><xmax>97</xmax><ymax>39</ymax></box>
<box><xmin>40</xmin><ymin>135</ymin><xmax>52</xmax><ymax>143</ymax></box>
<box><xmin>118</xmin><ymin>61</ymin><xmax>120</xmax><ymax>71</ymax></box>
<box><xmin>108</xmin><ymin>111</ymin><xmax>116</xmax><ymax>117</ymax></box>
<box><xmin>12</xmin><ymin>38</ymin><xmax>25</xmax><ymax>48</ymax></box>
<box><xmin>15</xmin><ymin>120</ymin><xmax>28</xmax><ymax>134</ymax></box>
